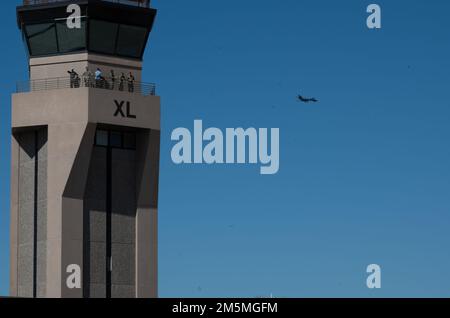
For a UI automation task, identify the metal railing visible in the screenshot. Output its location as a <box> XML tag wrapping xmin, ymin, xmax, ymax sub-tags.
<box><xmin>16</xmin><ymin>76</ymin><xmax>156</xmax><ymax>96</ymax></box>
<box><xmin>23</xmin><ymin>0</ymin><xmax>151</xmax><ymax>8</ymax></box>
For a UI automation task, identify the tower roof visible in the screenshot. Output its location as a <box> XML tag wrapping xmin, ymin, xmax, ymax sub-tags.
<box><xmin>22</xmin><ymin>0</ymin><xmax>151</xmax><ymax>8</ymax></box>
<box><xmin>17</xmin><ymin>0</ymin><xmax>157</xmax><ymax>60</ymax></box>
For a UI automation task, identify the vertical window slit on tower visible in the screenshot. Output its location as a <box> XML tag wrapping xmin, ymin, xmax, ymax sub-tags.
<box><xmin>90</xmin><ymin>127</ymin><xmax>137</xmax><ymax>297</ymax></box>
<box><xmin>33</xmin><ymin>130</ymin><xmax>38</xmax><ymax>298</ymax></box>
<box><xmin>106</xmin><ymin>145</ymin><xmax>112</xmax><ymax>298</ymax></box>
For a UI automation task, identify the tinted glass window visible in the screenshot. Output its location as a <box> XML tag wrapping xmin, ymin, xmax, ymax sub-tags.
<box><xmin>123</xmin><ymin>132</ymin><xmax>136</xmax><ymax>149</ymax></box>
<box><xmin>25</xmin><ymin>23</ymin><xmax>58</xmax><ymax>56</ymax></box>
<box><xmin>23</xmin><ymin>18</ymin><xmax>147</xmax><ymax>59</ymax></box>
<box><xmin>110</xmin><ymin>132</ymin><xmax>123</xmax><ymax>148</ymax></box>
<box><xmin>56</xmin><ymin>19</ymin><xmax>86</xmax><ymax>53</ymax></box>
<box><xmin>96</xmin><ymin>130</ymin><xmax>109</xmax><ymax>146</ymax></box>
<box><xmin>116</xmin><ymin>24</ymin><xmax>147</xmax><ymax>58</ymax></box>
<box><xmin>89</xmin><ymin>20</ymin><xmax>119</xmax><ymax>54</ymax></box>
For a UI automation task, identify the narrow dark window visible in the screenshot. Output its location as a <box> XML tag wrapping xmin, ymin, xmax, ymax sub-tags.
<box><xmin>106</xmin><ymin>146</ymin><xmax>112</xmax><ymax>298</ymax></box>
<box><xmin>123</xmin><ymin>132</ymin><xmax>136</xmax><ymax>150</ymax></box>
<box><xmin>33</xmin><ymin>130</ymin><xmax>38</xmax><ymax>298</ymax></box>
<box><xmin>95</xmin><ymin>130</ymin><xmax>109</xmax><ymax>147</ymax></box>
<box><xmin>109</xmin><ymin>131</ymin><xmax>123</xmax><ymax>148</ymax></box>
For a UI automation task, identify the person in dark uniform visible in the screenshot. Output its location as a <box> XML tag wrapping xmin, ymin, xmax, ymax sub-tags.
<box><xmin>67</xmin><ymin>69</ymin><xmax>79</xmax><ymax>88</ymax></box>
<box><xmin>119</xmin><ymin>72</ymin><xmax>126</xmax><ymax>91</ymax></box>
<box><xmin>74</xmin><ymin>73</ymin><xmax>81</xmax><ymax>88</ymax></box>
<box><xmin>128</xmin><ymin>72</ymin><xmax>135</xmax><ymax>93</ymax></box>
<box><xmin>110</xmin><ymin>70</ymin><xmax>116</xmax><ymax>90</ymax></box>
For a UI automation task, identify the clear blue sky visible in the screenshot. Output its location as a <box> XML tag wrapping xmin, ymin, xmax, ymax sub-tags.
<box><xmin>1</xmin><ymin>0</ymin><xmax>450</xmax><ymax>297</ymax></box>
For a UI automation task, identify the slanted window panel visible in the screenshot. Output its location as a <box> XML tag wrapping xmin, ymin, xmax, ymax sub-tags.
<box><xmin>116</xmin><ymin>24</ymin><xmax>147</xmax><ymax>58</ymax></box>
<box><xmin>95</xmin><ymin>129</ymin><xmax>137</xmax><ymax>149</ymax></box>
<box><xmin>25</xmin><ymin>23</ymin><xmax>58</xmax><ymax>56</ymax></box>
<box><xmin>110</xmin><ymin>132</ymin><xmax>123</xmax><ymax>148</ymax></box>
<box><xmin>123</xmin><ymin>132</ymin><xmax>136</xmax><ymax>150</ymax></box>
<box><xmin>89</xmin><ymin>20</ymin><xmax>119</xmax><ymax>55</ymax></box>
<box><xmin>56</xmin><ymin>19</ymin><xmax>87</xmax><ymax>53</ymax></box>
<box><xmin>23</xmin><ymin>18</ymin><xmax>148</xmax><ymax>59</ymax></box>
<box><xmin>96</xmin><ymin>130</ymin><xmax>109</xmax><ymax>147</ymax></box>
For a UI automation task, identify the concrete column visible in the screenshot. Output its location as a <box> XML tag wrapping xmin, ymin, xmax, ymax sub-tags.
<box><xmin>136</xmin><ymin>129</ymin><xmax>160</xmax><ymax>298</ymax></box>
<box><xmin>10</xmin><ymin>135</ymin><xmax>19</xmax><ymax>297</ymax></box>
<box><xmin>46</xmin><ymin>123</ymin><xmax>94</xmax><ymax>297</ymax></box>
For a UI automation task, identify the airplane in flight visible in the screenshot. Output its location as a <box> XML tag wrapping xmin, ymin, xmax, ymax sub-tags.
<box><xmin>297</xmin><ymin>94</ymin><xmax>318</xmax><ymax>103</ymax></box>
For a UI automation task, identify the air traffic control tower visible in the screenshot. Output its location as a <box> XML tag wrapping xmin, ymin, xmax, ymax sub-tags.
<box><xmin>10</xmin><ymin>0</ymin><xmax>160</xmax><ymax>298</ymax></box>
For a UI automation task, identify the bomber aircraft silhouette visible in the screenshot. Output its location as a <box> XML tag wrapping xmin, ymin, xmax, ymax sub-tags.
<box><xmin>297</xmin><ymin>94</ymin><xmax>318</xmax><ymax>103</ymax></box>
